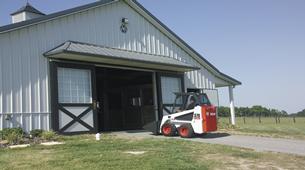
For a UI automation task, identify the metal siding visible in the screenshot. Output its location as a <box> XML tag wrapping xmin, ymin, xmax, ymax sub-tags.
<box><xmin>0</xmin><ymin>35</ymin><xmax>3</xmax><ymax>115</ymax></box>
<box><xmin>0</xmin><ymin>35</ymin><xmax>2</xmax><ymax>130</ymax></box>
<box><xmin>0</xmin><ymin>0</ymin><xmax>219</xmax><ymax>131</ymax></box>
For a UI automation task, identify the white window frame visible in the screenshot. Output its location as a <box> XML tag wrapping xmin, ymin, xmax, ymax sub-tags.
<box><xmin>57</xmin><ymin>67</ymin><xmax>92</xmax><ymax>104</ymax></box>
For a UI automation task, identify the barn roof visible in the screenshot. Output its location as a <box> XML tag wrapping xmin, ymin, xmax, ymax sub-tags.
<box><xmin>0</xmin><ymin>0</ymin><xmax>115</xmax><ymax>33</ymax></box>
<box><xmin>44</xmin><ymin>41</ymin><xmax>199</xmax><ymax>72</ymax></box>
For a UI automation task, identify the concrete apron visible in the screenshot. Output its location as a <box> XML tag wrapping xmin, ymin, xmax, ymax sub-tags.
<box><xmin>109</xmin><ymin>130</ymin><xmax>305</xmax><ymax>157</ymax></box>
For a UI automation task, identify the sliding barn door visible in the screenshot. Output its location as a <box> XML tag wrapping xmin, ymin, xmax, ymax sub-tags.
<box><xmin>51</xmin><ymin>62</ymin><xmax>97</xmax><ymax>134</ymax></box>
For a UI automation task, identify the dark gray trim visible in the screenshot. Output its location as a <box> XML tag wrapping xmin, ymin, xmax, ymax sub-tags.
<box><xmin>49</xmin><ymin>61</ymin><xmax>58</xmax><ymax>131</ymax></box>
<box><xmin>0</xmin><ymin>0</ymin><xmax>115</xmax><ymax>32</ymax></box>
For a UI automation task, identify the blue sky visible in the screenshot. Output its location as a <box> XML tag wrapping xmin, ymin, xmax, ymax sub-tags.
<box><xmin>1</xmin><ymin>0</ymin><xmax>304</xmax><ymax>113</ymax></box>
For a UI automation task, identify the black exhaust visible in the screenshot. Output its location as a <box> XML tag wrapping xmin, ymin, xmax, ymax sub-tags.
<box><xmin>143</xmin><ymin>121</ymin><xmax>160</xmax><ymax>135</ymax></box>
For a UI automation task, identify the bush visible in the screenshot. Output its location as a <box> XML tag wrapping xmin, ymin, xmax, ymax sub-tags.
<box><xmin>6</xmin><ymin>131</ymin><xmax>23</xmax><ymax>145</ymax></box>
<box><xmin>30</xmin><ymin>129</ymin><xmax>44</xmax><ymax>138</ymax></box>
<box><xmin>2</xmin><ymin>128</ymin><xmax>24</xmax><ymax>139</ymax></box>
<box><xmin>41</xmin><ymin>131</ymin><xmax>57</xmax><ymax>141</ymax></box>
<box><xmin>2</xmin><ymin>128</ymin><xmax>24</xmax><ymax>145</ymax></box>
<box><xmin>0</xmin><ymin>130</ymin><xmax>3</xmax><ymax>140</ymax></box>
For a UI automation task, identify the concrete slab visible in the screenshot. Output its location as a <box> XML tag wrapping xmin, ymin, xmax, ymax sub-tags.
<box><xmin>111</xmin><ymin>130</ymin><xmax>305</xmax><ymax>156</ymax></box>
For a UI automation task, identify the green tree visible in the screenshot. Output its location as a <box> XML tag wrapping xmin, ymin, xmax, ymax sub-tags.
<box><xmin>218</xmin><ymin>106</ymin><xmax>230</xmax><ymax>117</ymax></box>
<box><xmin>296</xmin><ymin>109</ymin><xmax>305</xmax><ymax>117</ymax></box>
<box><xmin>238</xmin><ymin>107</ymin><xmax>250</xmax><ymax>117</ymax></box>
<box><xmin>217</xmin><ymin>105</ymin><xmax>289</xmax><ymax>117</ymax></box>
<box><xmin>251</xmin><ymin>105</ymin><xmax>265</xmax><ymax>117</ymax></box>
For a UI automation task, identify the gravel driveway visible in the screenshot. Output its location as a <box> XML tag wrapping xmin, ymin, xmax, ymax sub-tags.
<box><xmin>111</xmin><ymin>130</ymin><xmax>305</xmax><ymax>156</ymax></box>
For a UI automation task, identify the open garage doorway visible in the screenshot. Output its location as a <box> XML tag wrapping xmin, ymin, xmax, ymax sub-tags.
<box><xmin>96</xmin><ymin>67</ymin><xmax>156</xmax><ymax>131</ymax></box>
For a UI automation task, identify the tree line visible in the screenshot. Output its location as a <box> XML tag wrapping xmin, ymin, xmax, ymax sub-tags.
<box><xmin>290</xmin><ymin>109</ymin><xmax>305</xmax><ymax>117</ymax></box>
<box><xmin>217</xmin><ymin>105</ymin><xmax>303</xmax><ymax>117</ymax></box>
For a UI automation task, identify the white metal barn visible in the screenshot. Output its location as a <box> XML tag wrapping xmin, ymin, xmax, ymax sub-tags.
<box><xmin>0</xmin><ymin>0</ymin><xmax>241</xmax><ymax>134</ymax></box>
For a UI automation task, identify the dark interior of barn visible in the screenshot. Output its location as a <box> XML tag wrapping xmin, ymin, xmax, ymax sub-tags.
<box><xmin>96</xmin><ymin>67</ymin><xmax>155</xmax><ymax>131</ymax></box>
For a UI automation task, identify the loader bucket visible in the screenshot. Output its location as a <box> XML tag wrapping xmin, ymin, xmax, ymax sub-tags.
<box><xmin>143</xmin><ymin>121</ymin><xmax>160</xmax><ymax>135</ymax></box>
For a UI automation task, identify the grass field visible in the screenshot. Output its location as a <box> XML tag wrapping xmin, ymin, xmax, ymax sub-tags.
<box><xmin>1</xmin><ymin>134</ymin><xmax>305</xmax><ymax>170</ymax></box>
<box><xmin>218</xmin><ymin>117</ymin><xmax>305</xmax><ymax>140</ymax></box>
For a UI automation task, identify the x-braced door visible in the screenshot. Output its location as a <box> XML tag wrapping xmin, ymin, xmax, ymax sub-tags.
<box><xmin>51</xmin><ymin>62</ymin><xmax>98</xmax><ymax>134</ymax></box>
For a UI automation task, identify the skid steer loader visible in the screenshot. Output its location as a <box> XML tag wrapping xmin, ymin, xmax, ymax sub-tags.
<box><xmin>144</xmin><ymin>92</ymin><xmax>217</xmax><ymax>138</ymax></box>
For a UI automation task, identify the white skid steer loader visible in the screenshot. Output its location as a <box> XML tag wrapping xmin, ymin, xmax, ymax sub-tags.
<box><xmin>144</xmin><ymin>93</ymin><xmax>217</xmax><ymax>138</ymax></box>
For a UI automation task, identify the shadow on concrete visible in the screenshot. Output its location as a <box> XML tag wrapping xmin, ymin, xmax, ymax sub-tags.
<box><xmin>195</xmin><ymin>133</ymin><xmax>230</xmax><ymax>139</ymax></box>
<box><xmin>121</xmin><ymin>130</ymin><xmax>230</xmax><ymax>139</ymax></box>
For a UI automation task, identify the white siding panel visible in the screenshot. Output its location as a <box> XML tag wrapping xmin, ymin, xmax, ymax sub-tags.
<box><xmin>3</xmin><ymin>33</ymin><xmax>13</xmax><ymax>113</ymax></box>
<box><xmin>22</xmin><ymin>114</ymin><xmax>31</xmax><ymax>132</ymax></box>
<box><xmin>32</xmin><ymin>114</ymin><xmax>40</xmax><ymax>130</ymax></box>
<box><xmin>10</xmin><ymin>32</ymin><xmax>20</xmax><ymax>113</ymax></box>
<box><xmin>41</xmin><ymin>114</ymin><xmax>49</xmax><ymax>130</ymax></box>
<box><xmin>0</xmin><ymin>35</ymin><xmax>3</xmax><ymax>114</ymax></box>
<box><xmin>141</xmin><ymin>17</ymin><xmax>147</xmax><ymax>53</ymax></box>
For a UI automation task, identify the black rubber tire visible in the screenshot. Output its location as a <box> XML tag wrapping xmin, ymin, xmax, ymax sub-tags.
<box><xmin>178</xmin><ymin>124</ymin><xmax>194</xmax><ymax>138</ymax></box>
<box><xmin>161</xmin><ymin>123</ymin><xmax>177</xmax><ymax>136</ymax></box>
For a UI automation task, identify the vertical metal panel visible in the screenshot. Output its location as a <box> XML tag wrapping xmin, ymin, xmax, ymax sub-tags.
<box><xmin>41</xmin><ymin>114</ymin><xmax>49</xmax><ymax>130</ymax></box>
<box><xmin>0</xmin><ymin>35</ymin><xmax>3</xmax><ymax>115</ymax></box>
<box><xmin>32</xmin><ymin>114</ymin><xmax>40</xmax><ymax>130</ymax></box>
<box><xmin>22</xmin><ymin>114</ymin><xmax>30</xmax><ymax>132</ymax></box>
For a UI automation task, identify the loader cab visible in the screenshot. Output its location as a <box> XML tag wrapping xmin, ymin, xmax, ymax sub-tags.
<box><xmin>171</xmin><ymin>93</ymin><xmax>211</xmax><ymax>114</ymax></box>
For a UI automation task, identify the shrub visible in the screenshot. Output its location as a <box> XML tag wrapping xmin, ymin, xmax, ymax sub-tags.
<box><xmin>1</xmin><ymin>128</ymin><xmax>24</xmax><ymax>145</ymax></box>
<box><xmin>30</xmin><ymin>129</ymin><xmax>44</xmax><ymax>138</ymax></box>
<box><xmin>0</xmin><ymin>130</ymin><xmax>3</xmax><ymax>140</ymax></box>
<box><xmin>6</xmin><ymin>131</ymin><xmax>23</xmax><ymax>145</ymax></box>
<box><xmin>41</xmin><ymin>131</ymin><xmax>57</xmax><ymax>141</ymax></box>
<box><xmin>2</xmin><ymin>128</ymin><xmax>24</xmax><ymax>140</ymax></box>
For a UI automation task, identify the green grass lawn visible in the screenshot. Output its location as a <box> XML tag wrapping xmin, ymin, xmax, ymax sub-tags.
<box><xmin>1</xmin><ymin>134</ymin><xmax>305</xmax><ymax>170</ymax></box>
<box><xmin>218</xmin><ymin>117</ymin><xmax>305</xmax><ymax>140</ymax></box>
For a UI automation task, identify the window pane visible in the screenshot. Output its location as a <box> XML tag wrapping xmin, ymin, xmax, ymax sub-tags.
<box><xmin>161</xmin><ymin>76</ymin><xmax>182</xmax><ymax>104</ymax></box>
<box><xmin>57</xmin><ymin>67</ymin><xmax>92</xmax><ymax>103</ymax></box>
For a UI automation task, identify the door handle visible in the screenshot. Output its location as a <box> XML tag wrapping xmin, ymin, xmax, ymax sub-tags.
<box><xmin>138</xmin><ymin>97</ymin><xmax>141</xmax><ymax>107</ymax></box>
<box><xmin>96</xmin><ymin>101</ymin><xmax>101</xmax><ymax>110</ymax></box>
<box><xmin>93</xmin><ymin>100</ymin><xmax>97</xmax><ymax>110</ymax></box>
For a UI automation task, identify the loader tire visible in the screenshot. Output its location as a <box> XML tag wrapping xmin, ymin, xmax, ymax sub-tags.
<box><xmin>178</xmin><ymin>124</ymin><xmax>194</xmax><ymax>138</ymax></box>
<box><xmin>161</xmin><ymin>123</ymin><xmax>177</xmax><ymax>136</ymax></box>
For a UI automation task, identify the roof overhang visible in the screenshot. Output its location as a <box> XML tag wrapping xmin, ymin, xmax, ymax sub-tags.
<box><xmin>44</xmin><ymin>41</ymin><xmax>199</xmax><ymax>72</ymax></box>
